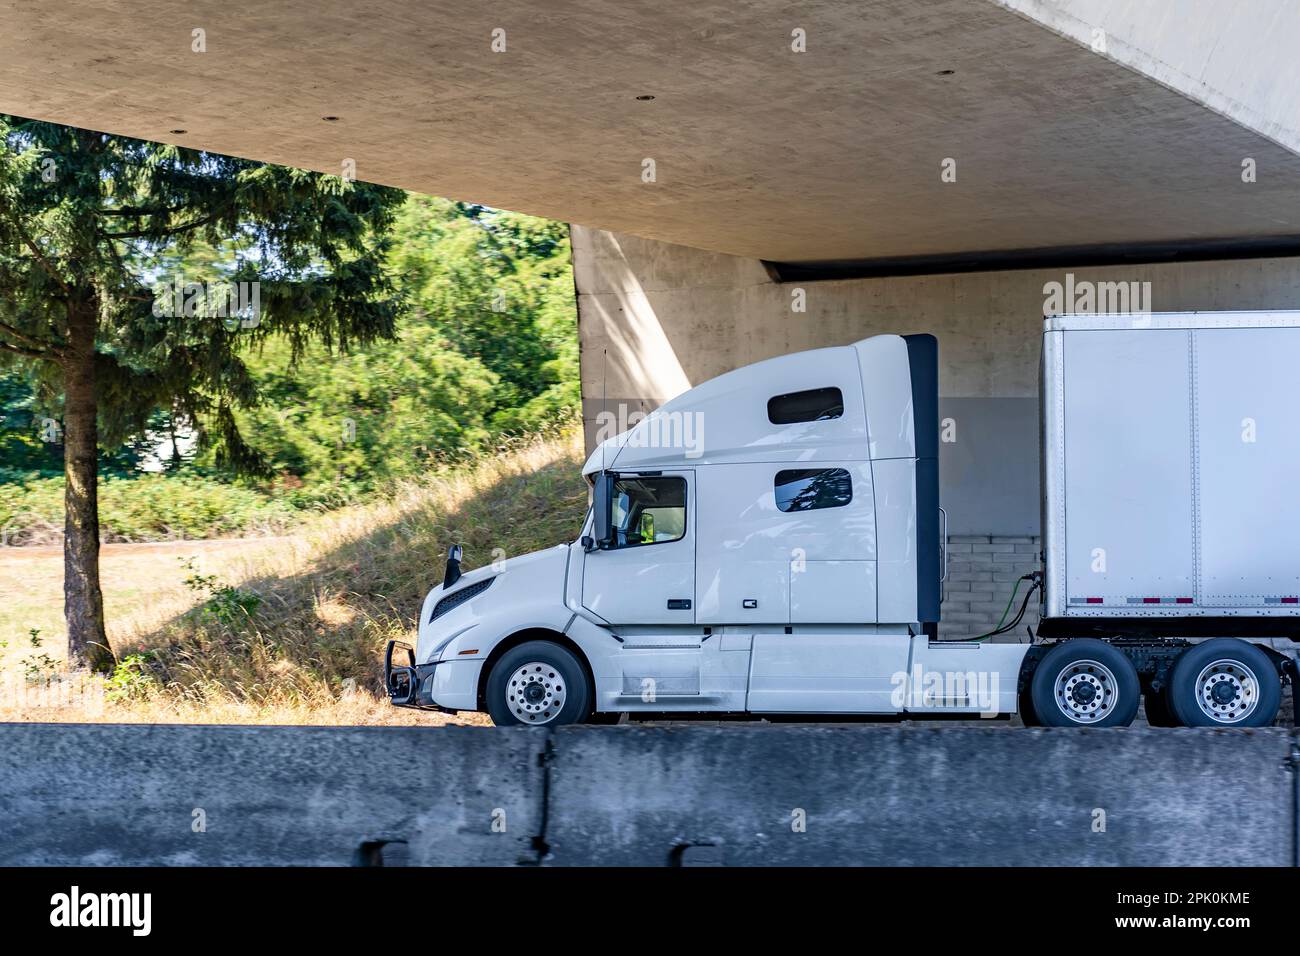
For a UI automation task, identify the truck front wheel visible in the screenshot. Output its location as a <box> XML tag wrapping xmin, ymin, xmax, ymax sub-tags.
<box><xmin>485</xmin><ymin>641</ymin><xmax>592</xmax><ymax>727</ymax></box>
<box><xmin>1029</xmin><ymin>639</ymin><xmax>1140</xmax><ymax>727</ymax></box>
<box><xmin>1166</xmin><ymin>638</ymin><xmax>1281</xmax><ymax>728</ymax></box>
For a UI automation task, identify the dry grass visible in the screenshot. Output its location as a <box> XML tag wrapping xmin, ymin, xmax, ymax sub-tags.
<box><xmin>0</xmin><ymin>426</ymin><xmax>588</xmax><ymax>725</ymax></box>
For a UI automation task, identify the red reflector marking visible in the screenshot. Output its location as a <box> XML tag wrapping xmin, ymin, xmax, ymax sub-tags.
<box><xmin>1176</xmin><ymin>597</ymin><xmax>1194</xmax><ymax>604</ymax></box>
<box><xmin>1282</xmin><ymin>597</ymin><xmax>1299</xmax><ymax>604</ymax></box>
<box><xmin>1142</xmin><ymin>597</ymin><xmax>1161</xmax><ymax>604</ymax></box>
<box><xmin>1085</xmin><ymin>597</ymin><xmax>1103</xmax><ymax>604</ymax></box>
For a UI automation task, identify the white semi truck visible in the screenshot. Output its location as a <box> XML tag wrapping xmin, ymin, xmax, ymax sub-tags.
<box><xmin>386</xmin><ymin>312</ymin><xmax>1299</xmax><ymax>728</ymax></box>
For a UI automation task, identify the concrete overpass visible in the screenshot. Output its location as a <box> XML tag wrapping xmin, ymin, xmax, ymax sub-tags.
<box><xmin>3</xmin><ymin>0</ymin><xmax>1299</xmax><ymax>635</ymax></box>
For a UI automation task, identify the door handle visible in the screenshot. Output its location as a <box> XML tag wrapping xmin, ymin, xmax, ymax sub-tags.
<box><xmin>939</xmin><ymin>506</ymin><xmax>949</xmax><ymax>586</ymax></box>
<box><xmin>667</xmin><ymin>599</ymin><xmax>692</xmax><ymax>610</ymax></box>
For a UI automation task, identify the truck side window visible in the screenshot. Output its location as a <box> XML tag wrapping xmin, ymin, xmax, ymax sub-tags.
<box><xmin>610</xmin><ymin>476</ymin><xmax>687</xmax><ymax>547</ymax></box>
<box><xmin>767</xmin><ymin>386</ymin><xmax>844</xmax><ymax>424</ymax></box>
<box><xmin>774</xmin><ymin>468</ymin><xmax>852</xmax><ymax>512</ymax></box>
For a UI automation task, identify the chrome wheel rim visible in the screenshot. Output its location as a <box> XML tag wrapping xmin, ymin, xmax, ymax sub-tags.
<box><xmin>1193</xmin><ymin>659</ymin><xmax>1258</xmax><ymax>724</ymax></box>
<box><xmin>1053</xmin><ymin>659</ymin><xmax>1118</xmax><ymax>724</ymax></box>
<box><xmin>506</xmin><ymin>661</ymin><xmax>566</xmax><ymax>724</ymax></box>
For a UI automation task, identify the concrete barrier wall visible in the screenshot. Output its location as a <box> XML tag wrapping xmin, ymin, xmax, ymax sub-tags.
<box><xmin>1</xmin><ymin>724</ymin><xmax>1295</xmax><ymax>866</ymax></box>
<box><xmin>0</xmin><ymin>725</ymin><xmax>545</xmax><ymax>866</ymax></box>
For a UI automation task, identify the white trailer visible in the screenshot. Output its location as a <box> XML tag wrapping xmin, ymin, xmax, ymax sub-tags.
<box><xmin>386</xmin><ymin>314</ymin><xmax>1298</xmax><ymax>728</ymax></box>
<box><xmin>1034</xmin><ymin>311</ymin><xmax>1300</xmax><ymax>725</ymax></box>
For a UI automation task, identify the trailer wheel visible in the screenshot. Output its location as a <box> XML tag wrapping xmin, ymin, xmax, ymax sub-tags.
<box><xmin>485</xmin><ymin>641</ymin><xmax>592</xmax><ymax>727</ymax></box>
<box><xmin>1029</xmin><ymin>639</ymin><xmax>1140</xmax><ymax>727</ymax></box>
<box><xmin>1166</xmin><ymin>638</ymin><xmax>1281</xmax><ymax>728</ymax></box>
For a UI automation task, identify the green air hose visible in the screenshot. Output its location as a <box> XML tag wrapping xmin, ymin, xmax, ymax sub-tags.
<box><xmin>959</xmin><ymin>573</ymin><xmax>1039</xmax><ymax>643</ymax></box>
<box><xmin>988</xmin><ymin>577</ymin><xmax>1024</xmax><ymax>633</ymax></box>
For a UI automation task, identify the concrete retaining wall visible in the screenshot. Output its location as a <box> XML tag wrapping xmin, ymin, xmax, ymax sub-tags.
<box><xmin>1</xmin><ymin>723</ymin><xmax>1295</xmax><ymax>866</ymax></box>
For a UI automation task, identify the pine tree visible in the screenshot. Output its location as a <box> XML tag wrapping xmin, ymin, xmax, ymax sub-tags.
<box><xmin>0</xmin><ymin>117</ymin><xmax>404</xmax><ymax>671</ymax></box>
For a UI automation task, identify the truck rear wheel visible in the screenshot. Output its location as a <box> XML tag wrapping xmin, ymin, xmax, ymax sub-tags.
<box><xmin>486</xmin><ymin>641</ymin><xmax>592</xmax><ymax>727</ymax></box>
<box><xmin>1029</xmin><ymin>639</ymin><xmax>1140</xmax><ymax>727</ymax></box>
<box><xmin>1166</xmin><ymin>638</ymin><xmax>1280</xmax><ymax>728</ymax></box>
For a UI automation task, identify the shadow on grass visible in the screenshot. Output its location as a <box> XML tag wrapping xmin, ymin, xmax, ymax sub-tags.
<box><xmin>118</xmin><ymin>441</ymin><xmax>588</xmax><ymax>707</ymax></box>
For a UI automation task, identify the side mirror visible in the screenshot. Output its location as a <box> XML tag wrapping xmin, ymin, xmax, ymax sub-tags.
<box><xmin>443</xmin><ymin>544</ymin><xmax>464</xmax><ymax>588</ymax></box>
<box><xmin>590</xmin><ymin>471</ymin><xmax>616</xmax><ymax>551</ymax></box>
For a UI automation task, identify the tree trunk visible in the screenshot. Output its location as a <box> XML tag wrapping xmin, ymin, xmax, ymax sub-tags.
<box><xmin>62</xmin><ymin>303</ymin><xmax>114</xmax><ymax>673</ymax></box>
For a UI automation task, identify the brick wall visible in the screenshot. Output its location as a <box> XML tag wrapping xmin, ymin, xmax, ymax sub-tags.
<box><xmin>940</xmin><ymin>535</ymin><xmax>1042</xmax><ymax>641</ymax></box>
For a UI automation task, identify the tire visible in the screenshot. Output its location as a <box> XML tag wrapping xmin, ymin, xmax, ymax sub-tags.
<box><xmin>485</xmin><ymin>641</ymin><xmax>592</xmax><ymax>727</ymax></box>
<box><xmin>1017</xmin><ymin>684</ymin><xmax>1041</xmax><ymax>727</ymax></box>
<box><xmin>1029</xmin><ymin>639</ymin><xmax>1141</xmax><ymax>727</ymax></box>
<box><xmin>1166</xmin><ymin>638</ymin><xmax>1281</xmax><ymax>728</ymax></box>
<box><xmin>1142</xmin><ymin>685</ymin><xmax>1181</xmax><ymax>727</ymax></box>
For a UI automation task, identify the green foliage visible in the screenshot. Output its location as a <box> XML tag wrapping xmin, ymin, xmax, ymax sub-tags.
<box><xmin>201</xmin><ymin>196</ymin><xmax>579</xmax><ymax>491</ymax></box>
<box><xmin>1</xmin><ymin>472</ymin><xmax>296</xmax><ymax>543</ymax></box>
<box><xmin>22</xmin><ymin>627</ymin><xmax>57</xmax><ymax>684</ymax></box>
<box><xmin>0</xmin><ymin>368</ymin><xmax>51</xmax><ymax>476</ymax></box>
<box><xmin>181</xmin><ymin>557</ymin><xmax>262</xmax><ymax>627</ymax></box>
<box><xmin>222</xmin><ymin>322</ymin><xmax>500</xmax><ymax>489</ymax></box>
<box><xmin>393</xmin><ymin>200</ymin><xmax>578</xmax><ymax>423</ymax></box>
<box><xmin>105</xmin><ymin>652</ymin><xmax>157</xmax><ymax>702</ymax></box>
<box><xmin>0</xmin><ymin>367</ymin><xmax>146</xmax><ymax>479</ymax></box>
<box><xmin>0</xmin><ymin>119</ymin><xmax>579</xmax><ymax>542</ymax></box>
<box><xmin>0</xmin><ymin>115</ymin><xmax>407</xmax><ymax>472</ymax></box>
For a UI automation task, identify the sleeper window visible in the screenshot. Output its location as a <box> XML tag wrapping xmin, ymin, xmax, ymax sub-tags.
<box><xmin>610</xmin><ymin>476</ymin><xmax>686</xmax><ymax>547</ymax></box>
<box><xmin>774</xmin><ymin>468</ymin><xmax>853</xmax><ymax>513</ymax></box>
<box><xmin>767</xmin><ymin>386</ymin><xmax>844</xmax><ymax>425</ymax></box>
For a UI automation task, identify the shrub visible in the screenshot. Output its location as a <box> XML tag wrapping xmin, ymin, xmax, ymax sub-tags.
<box><xmin>0</xmin><ymin>472</ymin><xmax>298</xmax><ymax>544</ymax></box>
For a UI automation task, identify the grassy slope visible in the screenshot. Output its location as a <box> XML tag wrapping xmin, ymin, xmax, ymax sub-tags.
<box><xmin>0</xmin><ymin>428</ymin><xmax>587</xmax><ymax>724</ymax></box>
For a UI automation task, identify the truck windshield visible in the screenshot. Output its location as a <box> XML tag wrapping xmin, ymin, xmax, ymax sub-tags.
<box><xmin>610</xmin><ymin>476</ymin><xmax>686</xmax><ymax>547</ymax></box>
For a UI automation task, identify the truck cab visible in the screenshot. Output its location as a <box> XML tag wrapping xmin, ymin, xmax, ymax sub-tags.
<box><xmin>386</xmin><ymin>333</ymin><xmax>1027</xmax><ymax>724</ymax></box>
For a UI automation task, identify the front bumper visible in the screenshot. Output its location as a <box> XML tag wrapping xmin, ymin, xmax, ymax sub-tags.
<box><xmin>384</xmin><ymin>640</ymin><xmax>457</xmax><ymax>713</ymax></box>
